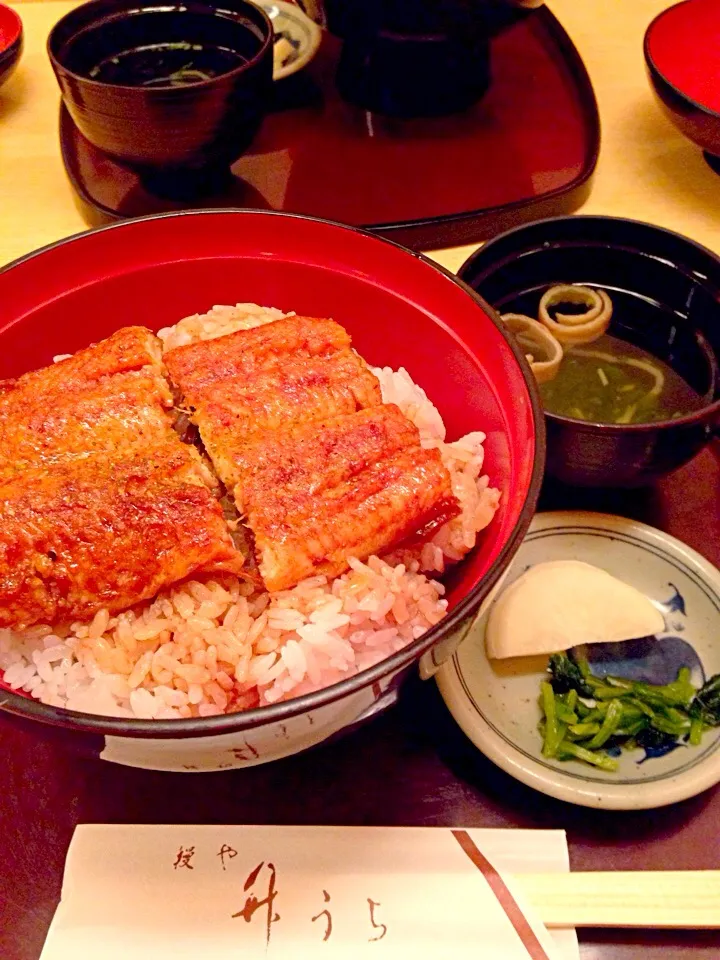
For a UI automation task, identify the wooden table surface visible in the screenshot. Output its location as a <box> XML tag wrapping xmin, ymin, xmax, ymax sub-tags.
<box><xmin>1</xmin><ymin>1</ymin><xmax>720</xmax><ymax>959</ymax></box>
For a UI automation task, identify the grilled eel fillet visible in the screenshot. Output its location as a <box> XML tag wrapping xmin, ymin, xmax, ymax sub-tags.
<box><xmin>230</xmin><ymin>405</ymin><xmax>460</xmax><ymax>590</ymax></box>
<box><xmin>0</xmin><ymin>327</ymin><xmax>171</xmax><ymax>476</ymax></box>
<box><xmin>0</xmin><ymin>446</ymin><xmax>241</xmax><ymax>628</ymax></box>
<box><xmin>0</xmin><ymin>327</ymin><xmax>243</xmax><ymax>629</ymax></box>
<box><xmin>165</xmin><ymin>317</ymin><xmax>458</xmax><ymax>592</ymax></box>
<box><xmin>164</xmin><ymin>316</ymin><xmax>383</xmax><ymax>487</ymax></box>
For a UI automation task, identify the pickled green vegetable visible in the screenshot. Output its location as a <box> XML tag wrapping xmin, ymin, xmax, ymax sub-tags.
<box><xmin>540</xmin><ymin>655</ymin><xmax>720</xmax><ymax>773</ymax></box>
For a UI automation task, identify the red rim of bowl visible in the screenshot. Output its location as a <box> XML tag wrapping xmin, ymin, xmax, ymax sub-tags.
<box><xmin>0</xmin><ymin>208</ymin><xmax>546</xmax><ymax>739</ymax></box>
<box><xmin>0</xmin><ymin>3</ymin><xmax>22</xmax><ymax>55</ymax></box>
<box><xmin>47</xmin><ymin>0</ymin><xmax>273</xmax><ymax>93</ymax></box>
<box><xmin>458</xmin><ymin>213</ymin><xmax>720</xmax><ymax>433</ymax></box>
<box><xmin>644</xmin><ymin>0</ymin><xmax>720</xmax><ymax>124</ymax></box>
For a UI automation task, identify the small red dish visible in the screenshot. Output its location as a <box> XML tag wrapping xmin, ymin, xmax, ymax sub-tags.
<box><xmin>0</xmin><ymin>2</ymin><xmax>23</xmax><ymax>89</ymax></box>
<box><xmin>644</xmin><ymin>0</ymin><xmax>720</xmax><ymax>171</ymax></box>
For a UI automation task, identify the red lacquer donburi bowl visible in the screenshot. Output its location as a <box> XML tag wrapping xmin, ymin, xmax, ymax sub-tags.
<box><xmin>0</xmin><ymin>210</ymin><xmax>544</xmax><ymax>772</ymax></box>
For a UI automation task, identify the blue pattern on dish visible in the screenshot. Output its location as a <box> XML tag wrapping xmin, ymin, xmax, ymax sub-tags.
<box><xmin>568</xmin><ymin>582</ymin><xmax>708</xmax><ymax>763</ymax></box>
<box><xmin>571</xmin><ymin>635</ymin><xmax>705</xmax><ymax>687</ymax></box>
<box><xmin>637</xmin><ymin>740</ymin><xmax>685</xmax><ymax>763</ymax></box>
<box><xmin>662</xmin><ymin>583</ymin><xmax>686</xmax><ymax>615</ymax></box>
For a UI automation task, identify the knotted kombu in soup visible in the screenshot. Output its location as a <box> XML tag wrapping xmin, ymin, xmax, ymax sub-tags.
<box><xmin>505</xmin><ymin>285</ymin><xmax>705</xmax><ymax>425</ymax></box>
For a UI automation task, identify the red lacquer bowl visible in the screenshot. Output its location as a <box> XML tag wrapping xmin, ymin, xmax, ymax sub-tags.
<box><xmin>0</xmin><ymin>2</ymin><xmax>23</xmax><ymax>89</ymax></box>
<box><xmin>0</xmin><ymin>210</ymin><xmax>544</xmax><ymax>771</ymax></box>
<box><xmin>644</xmin><ymin>0</ymin><xmax>720</xmax><ymax>171</ymax></box>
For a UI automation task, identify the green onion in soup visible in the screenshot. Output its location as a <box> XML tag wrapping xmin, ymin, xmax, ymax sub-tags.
<box><xmin>539</xmin><ymin>334</ymin><xmax>704</xmax><ymax>424</ymax></box>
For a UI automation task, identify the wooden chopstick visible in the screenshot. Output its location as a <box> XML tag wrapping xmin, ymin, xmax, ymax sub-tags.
<box><xmin>514</xmin><ymin>871</ymin><xmax>720</xmax><ymax>928</ymax></box>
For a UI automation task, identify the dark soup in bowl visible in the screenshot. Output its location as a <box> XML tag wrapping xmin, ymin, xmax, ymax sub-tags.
<box><xmin>88</xmin><ymin>40</ymin><xmax>247</xmax><ymax>87</ymax></box>
<box><xmin>62</xmin><ymin>5</ymin><xmax>262</xmax><ymax>87</ymax></box>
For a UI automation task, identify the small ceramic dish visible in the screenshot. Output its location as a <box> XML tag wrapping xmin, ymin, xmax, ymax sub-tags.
<box><xmin>437</xmin><ymin>511</ymin><xmax>720</xmax><ymax>809</ymax></box>
<box><xmin>0</xmin><ymin>2</ymin><xmax>23</xmax><ymax>90</ymax></box>
<box><xmin>259</xmin><ymin>0</ymin><xmax>321</xmax><ymax>80</ymax></box>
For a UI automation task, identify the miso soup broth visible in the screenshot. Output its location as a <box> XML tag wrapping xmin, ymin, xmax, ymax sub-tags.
<box><xmin>539</xmin><ymin>334</ymin><xmax>705</xmax><ymax>424</ymax></box>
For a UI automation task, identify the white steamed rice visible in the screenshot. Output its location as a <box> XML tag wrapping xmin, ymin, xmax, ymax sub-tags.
<box><xmin>0</xmin><ymin>304</ymin><xmax>500</xmax><ymax>720</ymax></box>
